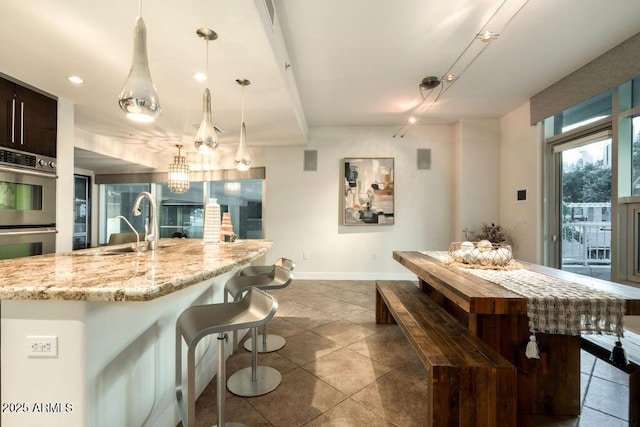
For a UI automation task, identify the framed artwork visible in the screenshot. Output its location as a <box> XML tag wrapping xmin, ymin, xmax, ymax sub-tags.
<box><xmin>342</xmin><ymin>158</ymin><xmax>394</xmax><ymax>225</ymax></box>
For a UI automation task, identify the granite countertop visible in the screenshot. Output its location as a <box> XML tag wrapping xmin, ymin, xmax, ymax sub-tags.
<box><xmin>0</xmin><ymin>239</ymin><xmax>272</xmax><ymax>302</ymax></box>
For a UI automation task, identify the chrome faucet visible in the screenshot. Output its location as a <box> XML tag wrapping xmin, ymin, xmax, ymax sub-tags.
<box><xmin>132</xmin><ymin>191</ymin><xmax>159</xmax><ymax>251</ymax></box>
<box><xmin>115</xmin><ymin>215</ymin><xmax>141</xmax><ymax>252</ymax></box>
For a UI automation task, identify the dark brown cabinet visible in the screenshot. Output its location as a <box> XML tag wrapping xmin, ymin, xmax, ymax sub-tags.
<box><xmin>0</xmin><ymin>77</ymin><xmax>57</xmax><ymax>158</ymax></box>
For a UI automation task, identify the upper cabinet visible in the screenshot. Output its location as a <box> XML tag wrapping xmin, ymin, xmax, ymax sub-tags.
<box><xmin>0</xmin><ymin>77</ymin><xmax>57</xmax><ymax>158</ymax></box>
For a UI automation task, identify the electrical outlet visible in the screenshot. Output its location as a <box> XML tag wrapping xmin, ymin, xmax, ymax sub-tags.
<box><xmin>372</xmin><ymin>251</ymin><xmax>378</xmax><ymax>260</ymax></box>
<box><xmin>26</xmin><ymin>336</ymin><xmax>58</xmax><ymax>358</ymax></box>
<box><xmin>303</xmin><ymin>252</ymin><xmax>309</xmax><ymax>260</ymax></box>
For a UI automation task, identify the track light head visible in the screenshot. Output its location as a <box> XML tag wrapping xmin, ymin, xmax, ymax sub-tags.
<box><xmin>419</xmin><ymin>76</ymin><xmax>441</xmax><ymax>90</ymax></box>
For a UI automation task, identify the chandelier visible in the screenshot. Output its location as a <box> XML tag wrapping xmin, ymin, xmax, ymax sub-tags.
<box><xmin>168</xmin><ymin>144</ymin><xmax>190</xmax><ymax>193</ymax></box>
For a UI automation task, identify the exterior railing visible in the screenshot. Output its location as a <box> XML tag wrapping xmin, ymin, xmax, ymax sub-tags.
<box><xmin>561</xmin><ymin>222</ymin><xmax>611</xmax><ymax>265</ymax></box>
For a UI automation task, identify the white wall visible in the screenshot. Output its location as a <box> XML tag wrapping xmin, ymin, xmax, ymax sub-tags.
<box><xmin>499</xmin><ymin>101</ymin><xmax>541</xmax><ymax>262</ymax></box>
<box><xmin>454</xmin><ymin>119</ymin><xmax>501</xmax><ymax>241</ymax></box>
<box><xmin>263</xmin><ymin>125</ymin><xmax>455</xmax><ymax>279</ymax></box>
<box><xmin>56</xmin><ymin>98</ymin><xmax>74</xmax><ymax>253</ymax></box>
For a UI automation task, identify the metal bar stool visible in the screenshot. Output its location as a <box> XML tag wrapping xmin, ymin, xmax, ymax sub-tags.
<box><xmin>176</xmin><ymin>288</ymin><xmax>278</xmax><ymax>427</ymax></box>
<box><xmin>237</xmin><ymin>259</ymin><xmax>295</xmax><ymax>353</ymax></box>
<box><xmin>239</xmin><ymin>257</ymin><xmax>296</xmax><ymax>277</ymax></box>
<box><xmin>223</xmin><ymin>266</ymin><xmax>293</xmax><ymax>397</ymax></box>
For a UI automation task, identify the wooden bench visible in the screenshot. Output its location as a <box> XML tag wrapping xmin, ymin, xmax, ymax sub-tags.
<box><xmin>581</xmin><ymin>330</ymin><xmax>640</xmax><ymax>426</ymax></box>
<box><xmin>375</xmin><ymin>280</ymin><xmax>517</xmax><ymax>427</ymax></box>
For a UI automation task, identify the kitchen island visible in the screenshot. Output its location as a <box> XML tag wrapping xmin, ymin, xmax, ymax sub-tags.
<box><xmin>0</xmin><ymin>238</ymin><xmax>272</xmax><ymax>427</ymax></box>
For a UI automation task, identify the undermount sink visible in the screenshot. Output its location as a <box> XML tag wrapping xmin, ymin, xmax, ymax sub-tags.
<box><xmin>70</xmin><ymin>243</ymin><xmax>177</xmax><ymax>257</ymax></box>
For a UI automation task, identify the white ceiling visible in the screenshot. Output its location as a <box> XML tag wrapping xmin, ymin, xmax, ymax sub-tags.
<box><xmin>1</xmin><ymin>0</ymin><xmax>639</xmax><ymax>172</ymax></box>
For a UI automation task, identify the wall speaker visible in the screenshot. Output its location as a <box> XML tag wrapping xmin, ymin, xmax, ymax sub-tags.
<box><xmin>303</xmin><ymin>150</ymin><xmax>318</xmax><ymax>171</ymax></box>
<box><xmin>417</xmin><ymin>148</ymin><xmax>431</xmax><ymax>170</ymax></box>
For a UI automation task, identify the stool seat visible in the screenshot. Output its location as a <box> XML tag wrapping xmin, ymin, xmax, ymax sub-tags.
<box><xmin>226</xmin><ymin>265</ymin><xmax>293</xmax><ymax>302</ymax></box>
<box><xmin>176</xmin><ymin>288</ymin><xmax>277</xmax><ymax>427</ymax></box>
<box><xmin>178</xmin><ymin>291</ymin><xmax>276</xmax><ymax>343</ymax></box>
<box><xmin>239</xmin><ymin>258</ymin><xmax>296</xmax><ymax>277</ymax></box>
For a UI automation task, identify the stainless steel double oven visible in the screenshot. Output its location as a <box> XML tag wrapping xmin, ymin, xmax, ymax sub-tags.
<box><xmin>0</xmin><ymin>147</ymin><xmax>57</xmax><ymax>260</ymax></box>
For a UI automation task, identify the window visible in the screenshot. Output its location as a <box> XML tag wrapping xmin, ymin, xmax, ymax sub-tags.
<box><xmin>98</xmin><ymin>178</ymin><xmax>264</xmax><ymax>243</ymax></box>
<box><xmin>632</xmin><ymin>116</ymin><xmax>640</xmax><ymax>195</ymax></box>
<box><xmin>545</xmin><ymin>90</ymin><xmax>612</xmax><ymax>136</ymax></box>
<box><xmin>207</xmin><ymin>180</ymin><xmax>263</xmax><ymax>239</ymax></box>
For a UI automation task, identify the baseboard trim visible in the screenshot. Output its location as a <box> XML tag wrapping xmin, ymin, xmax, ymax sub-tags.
<box><xmin>291</xmin><ymin>272</ymin><xmax>418</xmax><ymax>281</ymax></box>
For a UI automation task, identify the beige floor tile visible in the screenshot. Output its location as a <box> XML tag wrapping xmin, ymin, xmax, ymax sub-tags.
<box><xmin>312</xmin><ymin>319</ymin><xmax>377</xmax><ymax>346</ymax></box>
<box><xmin>393</xmin><ymin>351</ymin><xmax>428</xmax><ymax>381</ymax></box>
<box><xmin>184</xmin><ymin>381</ymin><xmax>272</xmax><ymax>427</ymax></box>
<box><xmin>278</xmin><ymin>330</ymin><xmax>342</xmax><ymax>365</ymax></box>
<box><xmin>275</xmin><ymin>299</ymin><xmax>335</xmax><ymax>329</ymax></box>
<box><xmin>346</xmin><ymin>327</ymin><xmax>419</xmax><ymax>369</ymax></box>
<box><xmin>341</xmin><ymin>292</ymin><xmax>376</xmax><ymax>309</ymax></box>
<box><xmin>303</xmin><ymin>398</ymin><xmax>393</xmax><ymax>427</ymax></box>
<box><xmin>328</xmin><ymin>280</ymin><xmax>377</xmax><ymax>296</ymax></box>
<box><xmin>314</xmin><ymin>300</ymin><xmax>369</xmax><ymax>318</ymax></box>
<box><xmin>226</xmin><ymin>348</ymin><xmax>299</xmax><ymax>377</ymax></box>
<box><xmin>247</xmin><ymin>367</ymin><xmax>346</xmax><ymax>427</ymax></box>
<box><xmin>343</xmin><ymin>309</ymin><xmax>394</xmax><ymax>333</ymax></box>
<box><xmin>351</xmin><ymin>369</ymin><xmax>430</xmax><ymax>427</ymax></box>
<box><xmin>261</xmin><ymin>316</ymin><xmax>307</xmax><ymax>338</ymax></box>
<box><xmin>302</xmin><ymin>347</ymin><xmax>392</xmax><ymax>395</ymax></box>
<box><xmin>187</xmin><ymin>279</ymin><xmax>625</xmax><ymax>427</ymax></box>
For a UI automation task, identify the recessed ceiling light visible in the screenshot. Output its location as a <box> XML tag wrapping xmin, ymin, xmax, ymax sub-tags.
<box><xmin>193</xmin><ymin>72</ymin><xmax>207</xmax><ymax>82</ymax></box>
<box><xmin>408</xmin><ymin>117</ymin><xmax>417</xmax><ymax>124</ymax></box>
<box><xmin>67</xmin><ymin>75</ymin><xmax>84</xmax><ymax>84</ymax></box>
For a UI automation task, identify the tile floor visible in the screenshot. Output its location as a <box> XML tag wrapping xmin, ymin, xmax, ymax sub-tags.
<box><xmin>184</xmin><ymin>280</ymin><xmax>632</xmax><ymax>426</ymax></box>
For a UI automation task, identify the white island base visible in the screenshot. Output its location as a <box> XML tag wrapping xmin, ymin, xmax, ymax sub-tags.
<box><xmin>0</xmin><ymin>239</ymin><xmax>271</xmax><ymax>427</ymax></box>
<box><xmin>2</xmin><ymin>270</ymin><xmax>247</xmax><ymax>427</ymax></box>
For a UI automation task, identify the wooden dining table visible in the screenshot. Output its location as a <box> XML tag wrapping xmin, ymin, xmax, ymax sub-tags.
<box><xmin>394</xmin><ymin>250</ymin><xmax>640</xmax><ymax>416</ymax></box>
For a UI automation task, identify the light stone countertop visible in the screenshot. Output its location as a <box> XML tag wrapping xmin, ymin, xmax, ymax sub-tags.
<box><xmin>0</xmin><ymin>239</ymin><xmax>272</xmax><ymax>302</ymax></box>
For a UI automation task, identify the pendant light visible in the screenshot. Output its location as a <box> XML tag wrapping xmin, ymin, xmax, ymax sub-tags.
<box><xmin>167</xmin><ymin>144</ymin><xmax>190</xmax><ymax>193</ymax></box>
<box><xmin>118</xmin><ymin>0</ymin><xmax>161</xmax><ymax>123</ymax></box>
<box><xmin>194</xmin><ymin>28</ymin><xmax>219</xmax><ymax>154</ymax></box>
<box><xmin>234</xmin><ymin>79</ymin><xmax>251</xmax><ymax>171</ymax></box>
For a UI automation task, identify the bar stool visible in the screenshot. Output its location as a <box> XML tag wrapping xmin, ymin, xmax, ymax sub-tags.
<box><xmin>239</xmin><ymin>257</ymin><xmax>296</xmax><ymax>277</ymax></box>
<box><xmin>175</xmin><ymin>288</ymin><xmax>278</xmax><ymax>427</ymax></box>
<box><xmin>224</xmin><ymin>265</ymin><xmax>294</xmax><ymax>353</ymax></box>
<box><xmin>224</xmin><ymin>266</ymin><xmax>293</xmax><ymax>397</ymax></box>
<box><xmin>238</xmin><ymin>259</ymin><xmax>295</xmax><ymax>353</ymax></box>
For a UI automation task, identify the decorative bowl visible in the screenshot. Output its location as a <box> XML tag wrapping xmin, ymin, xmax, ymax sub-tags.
<box><xmin>448</xmin><ymin>240</ymin><xmax>513</xmax><ymax>266</ymax></box>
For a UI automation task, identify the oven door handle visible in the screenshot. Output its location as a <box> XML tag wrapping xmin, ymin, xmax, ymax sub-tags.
<box><xmin>0</xmin><ymin>165</ymin><xmax>57</xmax><ymax>179</ymax></box>
<box><xmin>0</xmin><ymin>229</ymin><xmax>57</xmax><ymax>237</ymax></box>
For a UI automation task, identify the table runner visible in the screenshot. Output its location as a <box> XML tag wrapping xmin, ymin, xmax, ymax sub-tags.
<box><xmin>423</xmin><ymin>251</ymin><xmax>625</xmax><ymax>336</ymax></box>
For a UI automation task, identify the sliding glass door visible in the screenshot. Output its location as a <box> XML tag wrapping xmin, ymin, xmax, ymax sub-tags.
<box><xmin>554</xmin><ymin>132</ymin><xmax>612</xmax><ymax>280</ymax></box>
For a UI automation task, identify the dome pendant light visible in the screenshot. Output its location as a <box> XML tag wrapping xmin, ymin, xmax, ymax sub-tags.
<box><xmin>234</xmin><ymin>79</ymin><xmax>251</xmax><ymax>171</ymax></box>
<box><xmin>194</xmin><ymin>28</ymin><xmax>219</xmax><ymax>155</ymax></box>
<box><xmin>167</xmin><ymin>144</ymin><xmax>190</xmax><ymax>193</ymax></box>
<box><xmin>118</xmin><ymin>0</ymin><xmax>161</xmax><ymax>123</ymax></box>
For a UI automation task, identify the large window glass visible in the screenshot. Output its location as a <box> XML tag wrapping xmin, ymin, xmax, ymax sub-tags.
<box><xmin>632</xmin><ymin>116</ymin><xmax>640</xmax><ymax>195</ymax></box>
<box><xmin>558</xmin><ymin>135</ymin><xmax>612</xmax><ymax>280</ymax></box>
<box><xmin>99</xmin><ymin>179</ymin><xmax>263</xmax><ymax>244</ymax></box>
<box><xmin>545</xmin><ymin>90</ymin><xmax>612</xmax><ymax>136</ymax></box>
<box><xmin>208</xmin><ymin>180</ymin><xmax>263</xmax><ymax>239</ymax></box>
<box><xmin>157</xmin><ymin>182</ymin><xmax>204</xmax><ymax>239</ymax></box>
<box><xmin>102</xmin><ymin>183</ymin><xmax>150</xmax><ymax>244</ymax></box>
<box><xmin>632</xmin><ymin>77</ymin><xmax>640</xmax><ymax>107</ymax></box>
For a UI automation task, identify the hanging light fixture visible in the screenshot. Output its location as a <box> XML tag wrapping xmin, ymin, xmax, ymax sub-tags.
<box><xmin>194</xmin><ymin>28</ymin><xmax>219</xmax><ymax>154</ymax></box>
<box><xmin>234</xmin><ymin>79</ymin><xmax>251</xmax><ymax>171</ymax></box>
<box><xmin>168</xmin><ymin>144</ymin><xmax>190</xmax><ymax>193</ymax></box>
<box><xmin>118</xmin><ymin>0</ymin><xmax>161</xmax><ymax>123</ymax></box>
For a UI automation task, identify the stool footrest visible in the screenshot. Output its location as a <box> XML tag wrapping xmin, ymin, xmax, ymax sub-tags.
<box><xmin>227</xmin><ymin>366</ymin><xmax>282</xmax><ymax>397</ymax></box>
